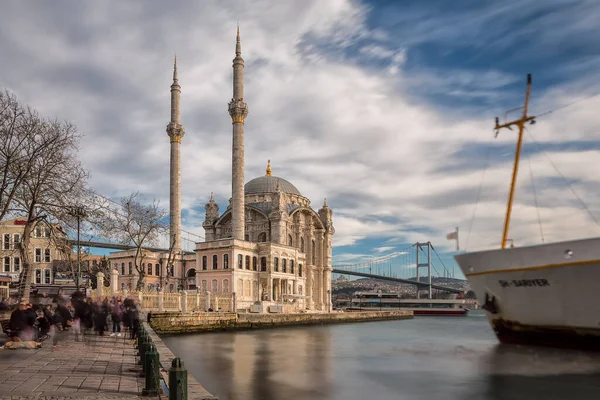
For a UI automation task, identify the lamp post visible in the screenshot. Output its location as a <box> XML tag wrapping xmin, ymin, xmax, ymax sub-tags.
<box><xmin>378</xmin><ymin>289</ymin><xmax>382</xmax><ymax>311</ymax></box>
<box><xmin>69</xmin><ymin>205</ymin><xmax>87</xmax><ymax>292</ymax></box>
<box><xmin>327</xmin><ymin>289</ymin><xmax>331</xmax><ymax>313</ymax></box>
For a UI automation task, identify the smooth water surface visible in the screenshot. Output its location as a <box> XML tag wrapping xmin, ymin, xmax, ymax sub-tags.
<box><xmin>162</xmin><ymin>313</ymin><xmax>600</xmax><ymax>400</ymax></box>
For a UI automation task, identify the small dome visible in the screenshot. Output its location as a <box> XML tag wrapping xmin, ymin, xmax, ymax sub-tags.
<box><xmin>245</xmin><ymin>176</ymin><xmax>302</xmax><ymax>196</ymax></box>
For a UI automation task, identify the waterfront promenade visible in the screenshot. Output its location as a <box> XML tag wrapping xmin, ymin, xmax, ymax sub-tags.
<box><xmin>0</xmin><ymin>334</ymin><xmax>152</xmax><ymax>399</ymax></box>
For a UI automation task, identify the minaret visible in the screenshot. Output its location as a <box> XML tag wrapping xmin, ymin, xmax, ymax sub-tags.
<box><xmin>228</xmin><ymin>26</ymin><xmax>249</xmax><ymax>240</ymax></box>
<box><xmin>167</xmin><ymin>55</ymin><xmax>185</xmax><ymax>251</ymax></box>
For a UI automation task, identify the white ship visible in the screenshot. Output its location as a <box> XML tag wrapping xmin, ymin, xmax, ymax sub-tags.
<box><xmin>454</xmin><ymin>74</ymin><xmax>600</xmax><ymax>350</ymax></box>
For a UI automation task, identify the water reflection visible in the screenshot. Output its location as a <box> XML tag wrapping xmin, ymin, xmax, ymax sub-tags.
<box><xmin>162</xmin><ymin>315</ymin><xmax>600</xmax><ymax>400</ymax></box>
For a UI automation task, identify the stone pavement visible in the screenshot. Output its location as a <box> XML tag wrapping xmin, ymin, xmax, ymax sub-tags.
<box><xmin>0</xmin><ymin>332</ymin><xmax>158</xmax><ymax>400</ymax></box>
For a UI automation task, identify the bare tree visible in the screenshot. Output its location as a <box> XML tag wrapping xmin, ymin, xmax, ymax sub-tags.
<box><xmin>102</xmin><ymin>192</ymin><xmax>167</xmax><ymax>290</ymax></box>
<box><xmin>9</xmin><ymin>114</ymin><xmax>89</xmax><ymax>300</ymax></box>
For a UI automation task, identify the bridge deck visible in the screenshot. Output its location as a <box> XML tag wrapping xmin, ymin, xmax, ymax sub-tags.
<box><xmin>332</xmin><ymin>269</ymin><xmax>463</xmax><ymax>294</ymax></box>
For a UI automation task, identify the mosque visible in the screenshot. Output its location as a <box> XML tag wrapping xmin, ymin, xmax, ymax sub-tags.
<box><xmin>162</xmin><ymin>28</ymin><xmax>335</xmax><ymax>312</ymax></box>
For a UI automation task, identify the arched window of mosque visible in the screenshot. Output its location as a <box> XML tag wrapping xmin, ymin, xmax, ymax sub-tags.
<box><xmin>201</xmin><ymin>280</ymin><xmax>207</xmax><ymax>292</ymax></box>
<box><xmin>300</xmin><ymin>237</ymin><xmax>305</xmax><ymax>252</ymax></box>
<box><xmin>290</xmin><ymin>260</ymin><xmax>295</xmax><ymax>274</ymax></box>
<box><xmin>299</xmin><ymin>264</ymin><xmax>303</xmax><ymax>277</ymax></box>
<box><xmin>223</xmin><ymin>279</ymin><xmax>230</xmax><ymax>295</ymax></box>
<box><xmin>274</xmin><ymin>257</ymin><xmax>279</xmax><ymax>272</ymax></box>
<box><xmin>245</xmin><ymin>255</ymin><xmax>250</xmax><ymax>270</ymax></box>
<box><xmin>258</xmin><ymin>232</ymin><xmax>267</xmax><ymax>242</ymax></box>
<box><xmin>146</xmin><ymin>263</ymin><xmax>151</xmax><ymax>275</ymax></box>
<box><xmin>238</xmin><ymin>254</ymin><xmax>243</xmax><ymax>269</ymax></box>
<box><xmin>212</xmin><ymin>255</ymin><xmax>218</xmax><ymax>270</ymax></box>
<box><xmin>282</xmin><ymin>259</ymin><xmax>287</xmax><ymax>273</ymax></box>
<box><xmin>288</xmin><ymin>234</ymin><xmax>293</xmax><ymax>247</ymax></box>
<box><xmin>211</xmin><ymin>279</ymin><xmax>218</xmax><ymax>294</ymax></box>
<box><xmin>237</xmin><ymin>278</ymin><xmax>243</xmax><ymax>294</ymax></box>
<box><xmin>128</xmin><ymin>262</ymin><xmax>132</xmax><ymax>275</ymax></box>
<box><xmin>260</xmin><ymin>257</ymin><xmax>267</xmax><ymax>272</ymax></box>
<box><xmin>202</xmin><ymin>256</ymin><xmax>207</xmax><ymax>270</ymax></box>
<box><xmin>252</xmin><ymin>256</ymin><xmax>257</xmax><ymax>271</ymax></box>
<box><xmin>155</xmin><ymin>264</ymin><xmax>160</xmax><ymax>276</ymax></box>
<box><xmin>312</xmin><ymin>240</ymin><xmax>316</xmax><ymax>264</ymax></box>
<box><xmin>224</xmin><ymin>254</ymin><xmax>229</xmax><ymax>269</ymax></box>
<box><xmin>121</xmin><ymin>263</ymin><xmax>125</xmax><ymax>276</ymax></box>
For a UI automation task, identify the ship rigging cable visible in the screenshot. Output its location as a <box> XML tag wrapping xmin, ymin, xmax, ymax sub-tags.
<box><xmin>525</xmin><ymin>138</ymin><xmax>545</xmax><ymax>243</ymax></box>
<box><xmin>524</xmin><ymin>126</ymin><xmax>600</xmax><ymax>230</ymax></box>
<box><xmin>464</xmin><ymin>133</ymin><xmax>496</xmax><ymax>252</ymax></box>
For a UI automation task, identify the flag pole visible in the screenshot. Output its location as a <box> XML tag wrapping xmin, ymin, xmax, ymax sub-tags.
<box><xmin>456</xmin><ymin>226</ymin><xmax>459</xmax><ymax>252</ymax></box>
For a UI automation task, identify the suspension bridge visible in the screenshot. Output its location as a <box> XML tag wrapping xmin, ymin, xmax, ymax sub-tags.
<box><xmin>332</xmin><ymin>242</ymin><xmax>464</xmax><ymax>296</ymax></box>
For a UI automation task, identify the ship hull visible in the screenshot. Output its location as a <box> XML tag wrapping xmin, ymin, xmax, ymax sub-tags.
<box><xmin>455</xmin><ymin>237</ymin><xmax>600</xmax><ymax>350</ymax></box>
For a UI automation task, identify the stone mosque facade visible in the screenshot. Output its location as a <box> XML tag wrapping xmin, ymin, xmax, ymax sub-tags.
<box><xmin>169</xmin><ymin>28</ymin><xmax>334</xmax><ymax>312</ymax></box>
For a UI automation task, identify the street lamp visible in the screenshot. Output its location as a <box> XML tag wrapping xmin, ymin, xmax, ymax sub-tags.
<box><xmin>69</xmin><ymin>205</ymin><xmax>87</xmax><ymax>292</ymax></box>
<box><xmin>378</xmin><ymin>289</ymin><xmax>382</xmax><ymax>311</ymax></box>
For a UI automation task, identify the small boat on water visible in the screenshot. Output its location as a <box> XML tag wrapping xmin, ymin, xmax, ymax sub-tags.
<box><xmin>454</xmin><ymin>74</ymin><xmax>600</xmax><ymax>350</ymax></box>
<box><xmin>339</xmin><ymin>292</ymin><xmax>469</xmax><ymax>316</ymax></box>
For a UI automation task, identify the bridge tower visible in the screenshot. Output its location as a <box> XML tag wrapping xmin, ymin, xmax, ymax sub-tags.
<box><xmin>415</xmin><ymin>242</ymin><xmax>432</xmax><ymax>299</ymax></box>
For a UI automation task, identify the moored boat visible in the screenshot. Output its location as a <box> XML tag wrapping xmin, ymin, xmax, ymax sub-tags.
<box><xmin>340</xmin><ymin>292</ymin><xmax>469</xmax><ymax>316</ymax></box>
<box><xmin>454</xmin><ymin>74</ymin><xmax>600</xmax><ymax>350</ymax></box>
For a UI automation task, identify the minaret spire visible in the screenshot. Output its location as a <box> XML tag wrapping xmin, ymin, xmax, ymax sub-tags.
<box><xmin>167</xmin><ymin>56</ymin><xmax>185</xmax><ymax>251</ymax></box>
<box><xmin>228</xmin><ymin>26</ymin><xmax>249</xmax><ymax>241</ymax></box>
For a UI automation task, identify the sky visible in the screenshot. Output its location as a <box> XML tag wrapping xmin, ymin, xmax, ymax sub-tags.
<box><xmin>2</xmin><ymin>0</ymin><xmax>600</xmax><ymax>279</ymax></box>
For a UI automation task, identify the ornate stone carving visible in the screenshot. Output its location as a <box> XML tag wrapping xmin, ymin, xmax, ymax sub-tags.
<box><xmin>167</xmin><ymin>122</ymin><xmax>185</xmax><ymax>143</ymax></box>
<box><xmin>228</xmin><ymin>98</ymin><xmax>248</xmax><ymax>123</ymax></box>
<box><xmin>204</xmin><ymin>192</ymin><xmax>219</xmax><ymax>222</ymax></box>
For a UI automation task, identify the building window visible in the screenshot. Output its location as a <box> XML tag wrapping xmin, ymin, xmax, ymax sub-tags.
<box><xmin>290</xmin><ymin>260</ymin><xmax>294</xmax><ymax>274</ymax></box>
<box><xmin>245</xmin><ymin>255</ymin><xmax>250</xmax><ymax>270</ymax></box>
<box><xmin>260</xmin><ymin>257</ymin><xmax>267</xmax><ymax>272</ymax></box>
<box><xmin>121</xmin><ymin>283</ymin><xmax>125</xmax><ymax>291</ymax></box>
<box><xmin>3</xmin><ymin>257</ymin><xmax>9</xmax><ymax>272</ymax></box>
<box><xmin>169</xmin><ymin>284</ymin><xmax>174</xmax><ymax>292</ymax></box>
<box><xmin>44</xmin><ymin>269</ymin><xmax>51</xmax><ymax>284</ymax></box>
<box><xmin>35</xmin><ymin>226</ymin><xmax>41</xmax><ymax>238</ymax></box>
<box><xmin>211</xmin><ymin>279</ymin><xmax>218</xmax><ymax>294</ymax></box>
<box><xmin>299</xmin><ymin>264</ymin><xmax>303</xmax><ymax>277</ymax></box>
<box><xmin>128</xmin><ymin>262</ymin><xmax>133</xmax><ymax>275</ymax></box>
<box><xmin>288</xmin><ymin>234</ymin><xmax>293</xmax><ymax>247</ymax></box>
<box><xmin>121</xmin><ymin>263</ymin><xmax>125</xmax><ymax>276</ymax></box>
<box><xmin>146</xmin><ymin>263</ymin><xmax>152</xmax><ymax>275</ymax></box>
<box><xmin>155</xmin><ymin>264</ymin><xmax>160</xmax><ymax>276</ymax></box>
<box><xmin>274</xmin><ymin>257</ymin><xmax>279</xmax><ymax>272</ymax></box>
<box><xmin>223</xmin><ymin>279</ymin><xmax>230</xmax><ymax>295</ymax></box>
<box><xmin>238</xmin><ymin>254</ymin><xmax>243</xmax><ymax>269</ymax></box>
<box><xmin>258</xmin><ymin>232</ymin><xmax>267</xmax><ymax>242</ymax></box>
<box><xmin>282</xmin><ymin>259</ymin><xmax>287</xmax><ymax>273</ymax></box>
<box><xmin>201</xmin><ymin>280</ymin><xmax>207</xmax><ymax>292</ymax></box>
<box><xmin>3</xmin><ymin>234</ymin><xmax>9</xmax><ymax>250</ymax></box>
<box><xmin>13</xmin><ymin>257</ymin><xmax>20</xmax><ymax>272</ymax></box>
<box><xmin>252</xmin><ymin>256</ymin><xmax>257</xmax><ymax>271</ymax></box>
<box><xmin>224</xmin><ymin>254</ymin><xmax>229</xmax><ymax>269</ymax></box>
<box><xmin>301</xmin><ymin>237</ymin><xmax>305</xmax><ymax>252</ymax></box>
<box><xmin>13</xmin><ymin>234</ymin><xmax>20</xmax><ymax>249</ymax></box>
<box><xmin>212</xmin><ymin>255</ymin><xmax>218</xmax><ymax>270</ymax></box>
<box><xmin>312</xmin><ymin>240</ymin><xmax>316</xmax><ymax>264</ymax></box>
<box><xmin>35</xmin><ymin>248</ymin><xmax>42</xmax><ymax>263</ymax></box>
<box><xmin>44</xmin><ymin>249</ymin><xmax>51</xmax><ymax>262</ymax></box>
<box><xmin>245</xmin><ymin>234</ymin><xmax>249</xmax><ymax>241</ymax></box>
<box><xmin>35</xmin><ymin>269</ymin><xmax>41</xmax><ymax>284</ymax></box>
<box><xmin>202</xmin><ymin>256</ymin><xmax>207</xmax><ymax>270</ymax></box>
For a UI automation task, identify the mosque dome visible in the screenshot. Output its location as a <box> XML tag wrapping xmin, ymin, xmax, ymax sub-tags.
<box><xmin>244</xmin><ymin>160</ymin><xmax>302</xmax><ymax>196</ymax></box>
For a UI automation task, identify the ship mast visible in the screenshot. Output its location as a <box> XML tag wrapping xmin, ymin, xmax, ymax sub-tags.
<box><xmin>495</xmin><ymin>74</ymin><xmax>536</xmax><ymax>249</ymax></box>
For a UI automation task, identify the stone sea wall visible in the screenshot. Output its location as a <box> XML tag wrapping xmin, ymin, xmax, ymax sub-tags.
<box><xmin>149</xmin><ymin>310</ymin><xmax>413</xmax><ymax>334</ymax></box>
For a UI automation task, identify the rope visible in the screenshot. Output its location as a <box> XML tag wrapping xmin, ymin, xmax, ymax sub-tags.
<box><xmin>465</xmin><ymin>133</ymin><xmax>496</xmax><ymax>251</ymax></box>
<box><xmin>525</xmin><ymin>127</ymin><xmax>600</xmax><ymax>230</ymax></box>
<box><xmin>525</xmin><ymin>138</ymin><xmax>545</xmax><ymax>243</ymax></box>
<box><xmin>536</xmin><ymin>91</ymin><xmax>600</xmax><ymax>118</ymax></box>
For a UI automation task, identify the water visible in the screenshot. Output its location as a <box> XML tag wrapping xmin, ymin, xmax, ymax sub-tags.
<box><xmin>162</xmin><ymin>312</ymin><xmax>600</xmax><ymax>400</ymax></box>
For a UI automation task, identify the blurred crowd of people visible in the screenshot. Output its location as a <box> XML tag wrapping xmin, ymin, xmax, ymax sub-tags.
<box><xmin>0</xmin><ymin>292</ymin><xmax>141</xmax><ymax>350</ymax></box>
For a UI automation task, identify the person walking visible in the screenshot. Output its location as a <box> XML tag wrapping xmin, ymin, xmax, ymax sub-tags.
<box><xmin>110</xmin><ymin>299</ymin><xmax>124</xmax><ymax>337</ymax></box>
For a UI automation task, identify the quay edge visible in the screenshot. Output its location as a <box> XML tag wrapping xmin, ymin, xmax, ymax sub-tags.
<box><xmin>149</xmin><ymin>310</ymin><xmax>413</xmax><ymax>334</ymax></box>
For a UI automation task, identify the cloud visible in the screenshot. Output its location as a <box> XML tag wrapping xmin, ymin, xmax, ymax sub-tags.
<box><xmin>1</xmin><ymin>0</ymin><xmax>600</xmax><ymax>274</ymax></box>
